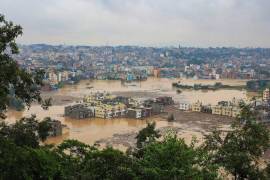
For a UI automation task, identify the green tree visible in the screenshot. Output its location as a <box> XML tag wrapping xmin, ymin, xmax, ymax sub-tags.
<box><xmin>136</xmin><ymin>122</ymin><xmax>161</xmax><ymax>149</ymax></box>
<box><xmin>0</xmin><ymin>115</ymin><xmax>52</xmax><ymax>148</ymax></box>
<box><xmin>138</xmin><ymin>134</ymin><xmax>219</xmax><ymax>179</ymax></box>
<box><xmin>56</xmin><ymin>139</ymin><xmax>94</xmax><ymax>179</ymax></box>
<box><xmin>0</xmin><ymin>14</ymin><xmax>49</xmax><ymax>119</ymax></box>
<box><xmin>203</xmin><ymin>103</ymin><xmax>270</xmax><ymax>179</ymax></box>
<box><xmin>0</xmin><ymin>137</ymin><xmax>62</xmax><ymax>180</ymax></box>
<box><xmin>81</xmin><ymin>147</ymin><xmax>137</xmax><ymax>180</ymax></box>
<box><xmin>38</xmin><ymin>117</ymin><xmax>53</xmax><ymax>141</ymax></box>
<box><xmin>55</xmin><ymin>140</ymin><xmax>137</xmax><ymax>180</ymax></box>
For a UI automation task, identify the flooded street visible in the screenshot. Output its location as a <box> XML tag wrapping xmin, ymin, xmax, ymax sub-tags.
<box><xmin>5</xmin><ymin>78</ymin><xmax>248</xmax><ymax>148</ymax></box>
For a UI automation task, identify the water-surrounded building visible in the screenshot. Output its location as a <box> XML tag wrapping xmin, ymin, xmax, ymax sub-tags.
<box><xmin>65</xmin><ymin>104</ymin><xmax>95</xmax><ymax>119</ymax></box>
<box><xmin>179</xmin><ymin>103</ymin><xmax>191</xmax><ymax>111</ymax></box>
<box><xmin>48</xmin><ymin>119</ymin><xmax>62</xmax><ymax>137</ymax></box>
<box><xmin>192</xmin><ymin>101</ymin><xmax>203</xmax><ymax>112</ymax></box>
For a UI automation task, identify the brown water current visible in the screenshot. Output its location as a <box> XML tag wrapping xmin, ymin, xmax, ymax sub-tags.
<box><xmin>5</xmin><ymin>78</ymin><xmax>249</xmax><ymax>148</ymax></box>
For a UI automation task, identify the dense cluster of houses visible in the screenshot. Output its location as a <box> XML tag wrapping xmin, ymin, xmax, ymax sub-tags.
<box><xmin>179</xmin><ymin>98</ymin><xmax>242</xmax><ymax>118</ymax></box>
<box><xmin>64</xmin><ymin>92</ymin><xmax>174</xmax><ymax>119</ymax></box>
<box><xmin>64</xmin><ymin>88</ymin><xmax>270</xmax><ymax>122</ymax></box>
<box><xmin>179</xmin><ymin>88</ymin><xmax>270</xmax><ymax>122</ymax></box>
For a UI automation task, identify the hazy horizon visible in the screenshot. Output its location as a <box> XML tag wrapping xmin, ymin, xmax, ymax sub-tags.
<box><xmin>1</xmin><ymin>0</ymin><xmax>270</xmax><ymax>48</ymax></box>
<box><xmin>17</xmin><ymin>43</ymin><xmax>270</xmax><ymax>49</ymax></box>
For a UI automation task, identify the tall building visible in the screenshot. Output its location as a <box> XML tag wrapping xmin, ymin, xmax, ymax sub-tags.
<box><xmin>263</xmin><ymin>88</ymin><xmax>270</xmax><ymax>101</ymax></box>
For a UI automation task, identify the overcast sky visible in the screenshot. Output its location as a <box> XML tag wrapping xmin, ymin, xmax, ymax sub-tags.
<box><xmin>0</xmin><ymin>0</ymin><xmax>269</xmax><ymax>47</ymax></box>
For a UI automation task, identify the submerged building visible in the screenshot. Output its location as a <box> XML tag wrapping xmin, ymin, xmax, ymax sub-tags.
<box><xmin>65</xmin><ymin>104</ymin><xmax>95</xmax><ymax>119</ymax></box>
<box><xmin>48</xmin><ymin>119</ymin><xmax>62</xmax><ymax>137</ymax></box>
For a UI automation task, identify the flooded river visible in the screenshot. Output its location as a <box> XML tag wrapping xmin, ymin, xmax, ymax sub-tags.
<box><xmin>5</xmin><ymin>78</ymin><xmax>249</xmax><ymax>147</ymax></box>
<box><xmin>46</xmin><ymin>77</ymin><xmax>248</xmax><ymax>104</ymax></box>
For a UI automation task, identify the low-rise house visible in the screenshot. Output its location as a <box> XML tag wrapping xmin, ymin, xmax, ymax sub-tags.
<box><xmin>179</xmin><ymin>103</ymin><xmax>191</xmax><ymax>111</ymax></box>
<box><xmin>48</xmin><ymin>119</ymin><xmax>62</xmax><ymax>137</ymax></box>
<box><xmin>128</xmin><ymin>98</ymin><xmax>142</xmax><ymax>107</ymax></box>
<box><xmin>143</xmin><ymin>99</ymin><xmax>155</xmax><ymax>107</ymax></box>
<box><xmin>192</xmin><ymin>101</ymin><xmax>202</xmax><ymax>112</ymax></box>
<box><xmin>218</xmin><ymin>101</ymin><xmax>230</xmax><ymax>106</ymax></box>
<box><xmin>212</xmin><ymin>104</ymin><xmax>241</xmax><ymax>117</ymax></box>
<box><xmin>150</xmin><ymin>102</ymin><xmax>164</xmax><ymax>114</ymax></box>
<box><xmin>141</xmin><ymin>107</ymin><xmax>152</xmax><ymax>118</ymax></box>
<box><xmin>113</xmin><ymin>103</ymin><xmax>127</xmax><ymax>117</ymax></box>
<box><xmin>127</xmin><ymin>108</ymin><xmax>142</xmax><ymax>119</ymax></box>
<box><xmin>95</xmin><ymin>104</ymin><xmax>114</xmax><ymax>119</ymax></box>
<box><xmin>65</xmin><ymin>104</ymin><xmax>95</xmax><ymax>119</ymax></box>
<box><xmin>222</xmin><ymin>106</ymin><xmax>233</xmax><ymax>117</ymax></box>
<box><xmin>212</xmin><ymin>105</ymin><xmax>222</xmax><ymax>115</ymax></box>
<box><xmin>156</xmin><ymin>96</ymin><xmax>174</xmax><ymax>105</ymax></box>
<box><xmin>201</xmin><ymin>105</ymin><xmax>212</xmax><ymax>113</ymax></box>
<box><xmin>95</xmin><ymin>105</ymin><xmax>107</xmax><ymax>118</ymax></box>
<box><xmin>113</xmin><ymin>96</ymin><xmax>130</xmax><ymax>106</ymax></box>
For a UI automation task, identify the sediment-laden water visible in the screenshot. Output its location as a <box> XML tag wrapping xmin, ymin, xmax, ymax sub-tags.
<box><xmin>5</xmin><ymin>78</ymin><xmax>249</xmax><ymax>147</ymax></box>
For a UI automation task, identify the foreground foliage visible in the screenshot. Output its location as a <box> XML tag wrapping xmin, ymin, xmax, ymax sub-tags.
<box><xmin>0</xmin><ymin>120</ymin><xmax>219</xmax><ymax>180</ymax></box>
<box><xmin>204</xmin><ymin>103</ymin><xmax>270</xmax><ymax>179</ymax></box>
<box><xmin>0</xmin><ymin>14</ymin><xmax>50</xmax><ymax>119</ymax></box>
<box><xmin>1</xmin><ymin>13</ymin><xmax>270</xmax><ymax>180</ymax></box>
<box><xmin>2</xmin><ymin>110</ymin><xmax>270</xmax><ymax>180</ymax></box>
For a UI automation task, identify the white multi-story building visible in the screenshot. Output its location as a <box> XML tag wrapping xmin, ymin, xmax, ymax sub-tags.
<box><xmin>179</xmin><ymin>103</ymin><xmax>191</xmax><ymax>111</ymax></box>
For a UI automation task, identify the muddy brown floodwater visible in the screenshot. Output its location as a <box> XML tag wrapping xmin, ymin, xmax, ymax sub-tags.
<box><xmin>5</xmin><ymin>78</ymin><xmax>250</xmax><ymax>150</ymax></box>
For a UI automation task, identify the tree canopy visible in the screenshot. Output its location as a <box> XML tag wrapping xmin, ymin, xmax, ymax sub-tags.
<box><xmin>0</xmin><ymin>14</ymin><xmax>49</xmax><ymax>119</ymax></box>
<box><xmin>204</xmin><ymin>103</ymin><xmax>270</xmax><ymax>179</ymax></box>
<box><xmin>1</xmin><ymin>13</ymin><xmax>270</xmax><ymax>180</ymax></box>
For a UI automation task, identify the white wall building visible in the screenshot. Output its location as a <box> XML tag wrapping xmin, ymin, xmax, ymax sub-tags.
<box><xmin>179</xmin><ymin>103</ymin><xmax>191</xmax><ymax>111</ymax></box>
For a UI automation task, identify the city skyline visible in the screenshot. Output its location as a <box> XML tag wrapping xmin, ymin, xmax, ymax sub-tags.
<box><xmin>1</xmin><ymin>0</ymin><xmax>270</xmax><ymax>47</ymax></box>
